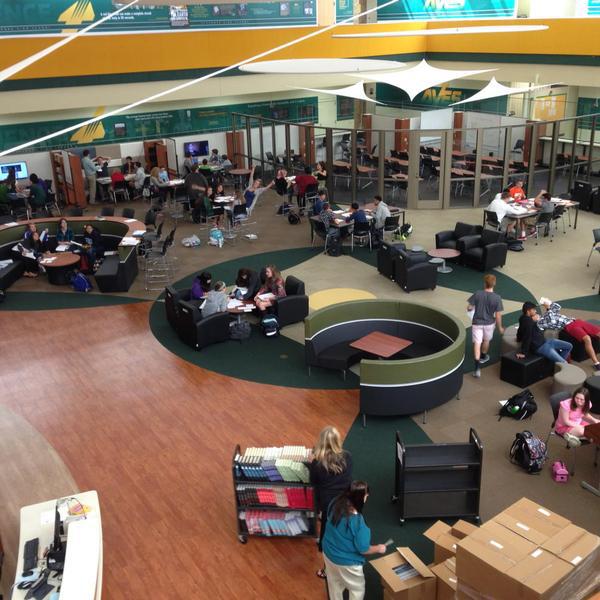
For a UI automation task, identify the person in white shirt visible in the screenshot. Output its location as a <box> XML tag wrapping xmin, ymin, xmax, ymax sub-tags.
<box><xmin>134</xmin><ymin>162</ymin><xmax>146</xmax><ymax>195</ymax></box>
<box><xmin>487</xmin><ymin>190</ymin><xmax>527</xmax><ymax>238</ymax></box>
<box><xmin>209</xmin><ymin>149</ymin><xmax>221</xmax><ymax>165</ymax></box>
<box><xmin>373</xmin><ymin>195</ymin><xmax>391</xmax><ymax>234</ymax></box>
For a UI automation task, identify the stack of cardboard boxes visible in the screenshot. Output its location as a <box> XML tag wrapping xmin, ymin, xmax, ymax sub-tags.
<box><xmin>370</xmin><ymin>497</ymin><xmax>600</xmax><ymax>600</ymax></box>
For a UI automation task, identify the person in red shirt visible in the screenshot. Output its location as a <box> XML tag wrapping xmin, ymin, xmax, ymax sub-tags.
<box><xmin>111</xmin><ymin>170</ymin><xmax>125</xmax><ymax>185</ymax></box>
<box><xmin>509</xmin><ymin>179</ymin><xmax>527</xmax><ymax>203</ymax></box>
<box><xmin>294</xmin><ymin>165</ymin><xmax>318</xmax><ymax>213</ymax></box>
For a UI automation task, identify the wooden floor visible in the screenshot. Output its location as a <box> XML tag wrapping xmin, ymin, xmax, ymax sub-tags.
<box><xmin>0</xmin><ymin>302</ymin><xmax>357</xmax><ymax>599</ymax></box>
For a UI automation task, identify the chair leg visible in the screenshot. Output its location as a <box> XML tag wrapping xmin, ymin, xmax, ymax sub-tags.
<box><xmin>587</xmin><ymin>245</ymin><xmax>596</xmax><ymax>267</ymax></box>
<box><xmin>342</xmin><ymin>369</ymin><xmax>346</xmax><ymax>381</ymax></box>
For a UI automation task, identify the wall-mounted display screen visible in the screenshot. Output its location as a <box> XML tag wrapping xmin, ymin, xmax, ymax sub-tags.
<box><xmin>0</xmin><ymin>161</ymin><xmax>29</xmax><ymax>180</ymax></box>
<box><xmin>184</xmin><ymin>141</ymin><xmax>210</xmax><ymax>157</ymax></box>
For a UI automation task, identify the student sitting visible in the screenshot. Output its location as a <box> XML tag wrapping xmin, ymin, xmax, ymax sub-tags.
<box><xmin>255</xmin><ymin>265</ymin><xmax>286</xmax><ymax>312</ymax></box>
<box><xmin>20</xmin><ymin>230</ymin><xmax>48</xmax><ymax>277</ymax></box>
<box><xmin>28</xmin><ymin>173</ymin><xmax>47</xmax><ymax>214</ymax></box>
<box><xmin>232</xmin><ymin>268</ymin><xmax>258</xmax><ymax>300</ymax></box>
<box><xmin>202</xmin><ymin>281</ymin><xmax>228</xmax><ymax>317</ymax></box>
<box><xmin>81</xmin><ymin>223</ymin><xmax>104</xmax><ymax>269</ymax></box>
<box><xmin>23</xmin><ymin>223</ymin><xmax>38</xmax><ymax>240</ymax></box>
<box><xmin>150</xmin><ymin>167</ymin><xmax>169</xmax><ymax>205</ymax></box>
<box><xmin>555</xmin><ymin>386</ymin><xmax>600</xmax><ymax>447</ymax></box>
<box><xmin>345</xmin><ymin>202</ymin><xmax>368</xmax><ymax>224</ymax></box>
<box><xmin>312</xmin><ymin>190</ymin><xmax>326</xmax><ymax>216</ymax></box>
<box><xmin>56</xmin><ymin>218</ymin><xmax>74</xmax><ymax>244</ymax></box>
<box><xmin>191</xmin><ymin>271</ymin><xmax>212</xmax><ymax>300</ymax></box>
<box><xmin>516</xmin><ymin>301</ymin><xmax>572</xmax><ymax>364</ymax></box>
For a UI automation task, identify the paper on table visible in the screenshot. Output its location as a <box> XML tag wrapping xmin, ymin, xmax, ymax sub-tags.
<box><xmin>120</xmin><ymin>237</ymin><xmax>139</xmax><ymax>246</ymax></box>
<box><xmin>228</xmin><ymin>299</ymin><xmax>243</xmax><ymax>308</ymax></box>
<box><xmin>125</xmin><ymin>218</ymin><xmax>136</xmax><ymax>223</ymax></box>
<box><xmin>41</xmin><ymin>257</ymin><xmax>57</xmax><ymax>264</ymax></box>
<box><xmin>56</xmin><ymin>244</ymin><xmax>69</xmax><ymax>252</ymax></box>
<box><xmin>257</xmin><ymin>293</ymin><xmax>276</xmax><ymax>301</ymax></box>
<box><xmin>333</xmin><ymin>209</ymin><xmax>344</xmax><ymax>214</ymax></box>
<box><xmin>132</xmin><ymin>229</ymin><xmax>146</xmax><ymax>236</ymax></box>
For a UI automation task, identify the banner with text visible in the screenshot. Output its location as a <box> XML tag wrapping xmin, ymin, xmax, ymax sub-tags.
<box><xmin>377</xmin><ymin>0</ymin><xmax>517</xmax><ymax>22</ymax></box>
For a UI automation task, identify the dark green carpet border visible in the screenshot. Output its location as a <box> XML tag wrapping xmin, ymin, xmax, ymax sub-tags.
<box><xmin>0</xmin><ymin>291</ymin><xmax>147</xmax><ymax>311</ymax></box>
<box><xmin>553</xmin><ymin>294</ymin><xmax>600</xmax><ymax>312</ymax></box>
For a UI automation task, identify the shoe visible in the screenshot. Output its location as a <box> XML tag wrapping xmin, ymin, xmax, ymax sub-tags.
<box><xmin>563</xmin><ymin>432</ymin><xmax>582</xmax><ymax>448</ymax></box>
<box><xmin>594</xmin><ymin>363</ymin><xmax>600</xmax><ymax>372</ymax></box>
<box><xmin>518</xmin><ymin>234</ymin><xmax>527</xmax><ymax>241</ymax></box>
<box><xmin>479</xmin><ymin>354</ymin><xmax>490</xmax><ymax>364</ymax></box>
<box><xmin>316</xmin><ymin>569</ymin><xmax>327</xmax><ymax>579</ymax></box>
<box><xmin>472</xmin><ymin>368</ymin><xmax>481</xmax><ymax>378</ymax></box>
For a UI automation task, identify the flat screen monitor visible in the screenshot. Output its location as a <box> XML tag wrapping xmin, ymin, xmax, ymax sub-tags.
<box><xmin>184</xmin><ymin>141</ymin><xmax>209</xmax><ymax>157</ymax></box>
<box><xmin>0</xmin><ymin>161</ymin><xmax>28</xmax><ymax>180</ymax></box>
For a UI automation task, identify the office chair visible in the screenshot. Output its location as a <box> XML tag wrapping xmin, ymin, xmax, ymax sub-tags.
<box><xmin>122</xmin><ymin>208</ymin><xmax>135</xmax><ymax>219</ymax></box>
<box><xmin>351</xmin><ymin>221</ymin><xmax>372</xmax><ymax>252</ymax></box>
<box><xmin>66</xmin><ymin>206</ymin><xmax>83</xmax><ymax>217</ymax></box>
<box><xmin>100</xmin><ymin>206</ymin><xmax>115</xmax><ymax>217</ymax></box>
<box><xmin>586</xmin><ymin>228</ymin><xmax>600</xmax><ymax>267</ymax></box>
<box><xmin>533</xmin><ymin>212</ymin><xmax>554</xmax><ymax>245</ymax></box>
<box><xmin>551</xmin><ymin>204</ymin><xmax>567</xmax><ymax>235</ymax></box>
<box><xmin>483</xmin><ymin>210</ymin><xmax>501</xmax><ymax>231</ymax></box>
<box><xmin>111</xmin><ymin>180</ymin><xmax>130</xmax><ymax>204</ymax></box>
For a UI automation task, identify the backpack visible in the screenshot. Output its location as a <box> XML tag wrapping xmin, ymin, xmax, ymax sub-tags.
<box><xmin>208</xmin><ymin>228</ymin><xmax>224</xmax><ymax>248</ymax></box>
<box><xmin>288</xmin><ymin>212</ymin><xmax>300</xmax><ymax>225</ymax></box>
<box><xmin>551</xmin><ymin>460</ymin><xmax>569</xmax><ymax>483</ymax></box>
<box><xmin>260</xmin><ymin>314</ymin><xmax>280</xmax><ymax>337</ymax></box>
<box><xmin>509</xmin><ymin>430</ymin><xmax>547</xmax><ymax>474</ymax></box>
<box><xmin>230</xmin><ymin>319</ymin><xmax>251</xmax><ymax>340</ymax></box>
<box><xmin>498</xmin><ymin>388</ymin><xmax>537</xmax><ymax>420</ymax></box>
<box><xmin>508</xmin><ymin>240</ymin><xmax>524</xmax><ymax>252</ymax></box>
<box><xmin>327</xmin><ymin>236</ymin><xmax>342</xmax><ymax>257</ymax></box>
<box><xmin>71</xmin><ymin>272</ymin><xmax>92</xmax><ymax>293</ymax></box>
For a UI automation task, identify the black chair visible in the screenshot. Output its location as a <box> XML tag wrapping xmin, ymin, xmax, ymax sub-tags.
<box><xmin>394</xmin><ymin>248</ymin><xmax>437</xmax><ymax>293</ymax></box>
<box><xmin>67</xmin><ymin>207</ymin><xmax>83</xmax><ymax>217</ymax></box>
<box><xmin>351</xmin><ymin>221</ymin><xmax>372</xmax><ymax>251</ymax></box>
<box><xmin>122</xmin><ymin>208</ymin><xmax>135</xmax><ymax>219</ymax></box>
<box><xmin>459</xmin><ymin>229</ymin><xmax>508</xmax><ymax>271</ymax></box>
<box><xmin>0</xmin><ymin>215</ymin><xmax>15</xmax><ymax>224</ymax></box>
<box><xmin>435</xmin><ymin>222</ymin><xmax>482</xmax><ymax>251</ymax></box>
<box><xmin>176</xmin><ymin>301</ymin><xmax>231</xmax><ymax>350</ymax></box>
<box><xmin>311</xmin><ymin>219</ymin><xmax>331</xmax><ymax>252</ymax></box>
<box><xmin>100</xmin><ymin>206</ymin><xmax>115</xmax><ymax>217</ymax></box>
<box><xmin>274</xmin><ymin>276</ymin><xmax>309</xmax><ymax>327</ymax></box>
<box><xmin>377</xmin><ymin>241</ymin><xmax>406</xmax><ymax>280</ymax></box>
<box><xmin>533</xmin><ymin>212</ymin><xmax>554</xmax><ymax>244</ymax></box>
<box><xmin>164</xmin><ymin>286</ymin><xmax>192</xmax><ymax>328</ymax></box>
<box><xmin>383</xmin><ymin>215</ymin><xmax>400</xmax><ymax>237</ymax></box>
<box><xmin>10</xmin><ymin>197</ymin><xmax>29</xmax><ymax>220</ymax></box>
<box><xmin>483</xmin><ymin>210</ymin><xmax>501</xmax><ymax>231</ymax></box>
<box><xmin>551</xmin><ymin>204</ymin><xmax>567</xmax><ymax>235</ymax></box>
<box><xmin>545</xmin><ymin>391</ymin><xmax>598</xmax><ymax>476</ymax></box>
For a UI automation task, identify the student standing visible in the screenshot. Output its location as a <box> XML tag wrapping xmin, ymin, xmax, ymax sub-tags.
<box><xmin>467</xmin><ymin>274</ymin><xmax>505</xmax><ymax>378</ymax></box>
<box><xmin>322</xmin><ymin>481</ymin><xmax>386</xmax><ymax>600</ymax></box>
<box><xmin>309</xmin><ymin>426</ymin><xmax>353</xmax><ymax>579</ymax></box>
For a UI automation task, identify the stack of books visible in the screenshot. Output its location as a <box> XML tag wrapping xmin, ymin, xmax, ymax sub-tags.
<box><xmin>240</xmin><ymin>510</ymin><xmax>312</xmax><ymax>536</ymax></box>
<box><xmin>235</xmin><ymin>485</ymin><xmax>314</xmax><ymax>509</ymax></box>
<box><xmin>234</xmin><ymin>446</ymin><xmax>311</xmax><ymax>482</ymax></box>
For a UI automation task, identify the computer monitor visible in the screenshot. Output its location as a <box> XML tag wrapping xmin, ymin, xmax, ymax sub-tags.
<box><xmin>0</xmin><ymin>161</ymin><xmax>28</xmax><ymax>180</ymax></box>
<box><xmin>184</xmin><ymin>141</ymin><xmax>209</xmax><ymax>157</ymax></box>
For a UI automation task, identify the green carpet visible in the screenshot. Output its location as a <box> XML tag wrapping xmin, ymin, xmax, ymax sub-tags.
<box><xmin>554</xmin><ymin>293</ymin><xmax>600</xmax><ymax>311</ymax></box>
<box><xmin>0</xmin><ymin>291</ymin><xmax>146</xmax><ymax>311</ymax></box>
<box><xmin>344</xmin><ymin>415</ymin><xmax>435</xmax><ymax>599</ymax></box>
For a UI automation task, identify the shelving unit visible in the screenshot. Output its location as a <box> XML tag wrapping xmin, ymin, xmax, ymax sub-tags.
<box><xmin>232</xmin><ymin>444</ymin><xmax>317</xmax><ymax>544</ymax></box>
<box><xmin>392</xmin><ymin>428</ymin><xmax>483</xmax><ymax>524</ymax></box>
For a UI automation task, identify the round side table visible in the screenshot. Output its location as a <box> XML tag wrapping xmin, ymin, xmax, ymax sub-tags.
<box><xmin>427</xmin><ymin>248</ymin><xmax>460</xmax><ymax>274</ymax></box>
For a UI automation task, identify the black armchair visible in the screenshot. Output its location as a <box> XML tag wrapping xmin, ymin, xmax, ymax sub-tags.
<box><xmin>459</xmin><ymin>229</ymin><xmax>508</xmax><ymax>271</ymax></box>
<box><xmin>377</xmin><ymin>241</ymin><xmax>406</xmax><ymax>280</ymax></box>
<box><xmin>274</xmin><ymin>275</ymin><xmax>309</xmax><ymax>327</ymax></box>
<box><xmin>164</xmin><ymin>286</ymin><xmax>191</xmax><ymax>328</ymax></box>
<box><xmin>394</xmin><ymin>249</ymin><xmax>437</xmax><ymax>293</ymax></box>
<box><xmin>176</xmin><ymin>300</ymin><xmax>231</xmax><ymax>350</ymax></box>
<box><xmin>435</xmin><ymin>222</ymin><xmax>482</xmax><ymax>251</ymax></box>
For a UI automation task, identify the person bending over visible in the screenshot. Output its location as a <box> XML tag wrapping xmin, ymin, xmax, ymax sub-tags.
<box><xmin>555</xmin><ymin>386</ymin><xmax>599</xmax><ymax>448</ymax></box>
<box><xmin>516</xmin><ymin>301</ymin><xmax>572</xmax><ymax>364</ymax></box>
<box><xmin>254</xmin><ymin>264</ymin><xmax>286</xmax><ymax>312</ymax></box>
<box><xmin>322</xmin><ymin>481</ymin><xmax>386</xmax><ymax>600</ymax></box>
<box><xmin>345</xmin><ymin>202</ymin><xmax>368</xmax><ymax>224</ymax></box>
<box><xmin>191</xmin><ymin>271</ymin><xmax>212</xmax><ymax>300</ymax></box>
<box><xmin>232</xmin><ymin>268</ymin><xmax>258</xmax><ymax>300</ymax></box>
<box><xmin>201</xmin><ymin>281</ymin><xmax>228</xmax><ymax>317</ymax></box>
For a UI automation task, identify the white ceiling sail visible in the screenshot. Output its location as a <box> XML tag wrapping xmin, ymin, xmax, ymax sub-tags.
<box><xmin>450</xmin><ymin>77</ymin><xmax>560</xmax><ymax>106</ymax></box>
<box><xmin>352</xmin><ymin>60</ymin><xmax>496</xmax><ymax>101</ymax></box>
<box><xmin>240</xmin><ymin>58</ymin><xmax>405</xmax><ymax>74</ymax></box>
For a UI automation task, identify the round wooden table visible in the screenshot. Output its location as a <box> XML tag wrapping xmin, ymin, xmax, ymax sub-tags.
<box><xmin>427</xmin><ymin>248</ymin><xmax>460</xmax><ymax>274</ymax></box>
<box><xmin>42</xmin><ymin>252</ymin><xmax>81</xmax><ymax>285</ymax></box>
<box><xmin>229</xmin><ymin>168</ymin><xmax>252</xmax><ymax>190</ymax></box>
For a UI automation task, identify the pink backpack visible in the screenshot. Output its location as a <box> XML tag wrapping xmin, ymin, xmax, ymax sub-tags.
<box><xmin>551</xmin><ymin>461</ymin><xmax>569</xmax><ymax>483</ymax></box>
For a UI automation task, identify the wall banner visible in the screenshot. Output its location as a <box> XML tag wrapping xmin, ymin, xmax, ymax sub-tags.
<box><xmin>377</xmin><ymin>0</ymin><xmax>517</xmax><ymax>22</ymax></box>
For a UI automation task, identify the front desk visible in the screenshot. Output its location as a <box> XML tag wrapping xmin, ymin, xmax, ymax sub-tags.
<box><xmin>12</xmin><ymin>490</ymin><xmax>102</xmax><ymax>600</ymax></box>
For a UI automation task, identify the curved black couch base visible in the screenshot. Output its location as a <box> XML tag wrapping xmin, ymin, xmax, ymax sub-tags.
<box><xmin>359</xmin><ymin>364</ymin><xmax>463</xmax><ymax>417</ymax></box>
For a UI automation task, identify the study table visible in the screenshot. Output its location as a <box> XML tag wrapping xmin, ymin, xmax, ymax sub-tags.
<box><xmin>350</xmin><ymin>331</ymin><xmax>413</xmax><ymax>358</ymax></box>
<box><xmin>12</xmin><ymin>490</ymin><xmax>102</xmax><ymax>600</ymax></box>
<box><xmin>40</xmin><ymin>251</ymin><xmax>81</xmax><ymax>285</ymax></box>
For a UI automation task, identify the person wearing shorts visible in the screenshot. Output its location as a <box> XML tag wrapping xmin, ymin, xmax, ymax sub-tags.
<box><xmin>537</xmin><ymin>299</ymin><xmax>600</xmax><ymax>371</ymax></box>
<box><xmin>467</xmin><ymin>274</ymin><xmax>504</xmax><ymax>378</ymax></box>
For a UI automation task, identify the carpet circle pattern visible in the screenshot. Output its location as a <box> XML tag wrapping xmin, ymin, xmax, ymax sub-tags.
<box><xmin>309</xmin><ymin>287</ymin><xmax>377</xmax><ymax>310</ymax></box>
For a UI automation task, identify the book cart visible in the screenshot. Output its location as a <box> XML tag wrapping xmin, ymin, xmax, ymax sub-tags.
<box><xmin>232</xmin><ymin>445</ymin><xmax>317</xmax><ymax>543</ymax></box>
<box><xmin>392</xmin><ymin>428</ymin><xmax>483</xmax><ymax>524</ymax></box>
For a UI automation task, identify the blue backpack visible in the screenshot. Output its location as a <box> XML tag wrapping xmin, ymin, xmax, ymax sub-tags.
<box><xmin>71</xmin><ymin>272</ymin><xmax>92</xmax><ymax>293</ymax></box>
<box><xmin>260</xmin><ymin>314</ymin><xmax>280</xmax><ymax>337</ymax></box>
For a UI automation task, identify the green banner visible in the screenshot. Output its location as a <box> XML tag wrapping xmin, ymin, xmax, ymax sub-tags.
<box><xmin>335</xmin><ymin>0</ymin><xmax>354</xmax><ymax>22</ymax></box>
<box><xmin>377</xmin><ymin>0</ymin><xmax>516</xmax><ymax>21</ymax></box>
<box><xmin>0</xmin><ymin>0</ymin><xmax>316</xmax><ymax>36</ymax></box>
<box><xmin>376</xmin><ymin>83</ymin><xmax>508</xmax><ymax>114</ymax></box>
<box><xmin>588</xmin><ymin>0</ymin><xmax>600</xmax><ymax>15</ymax></box>
<box><xmin>577</xmin><ymin>97</ymin><xmax>600</xmax><ymax>130</ymax></box>
<box><xmin>0</xmin><ymin>97</ymin><xmax>319</xmax><ymax>153</ymax></box>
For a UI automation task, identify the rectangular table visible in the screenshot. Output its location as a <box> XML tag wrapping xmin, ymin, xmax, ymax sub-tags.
<box><xmin>350</xmin><ymin>331</ymin><xmax>413</xmax><ymax>358</ymax></box>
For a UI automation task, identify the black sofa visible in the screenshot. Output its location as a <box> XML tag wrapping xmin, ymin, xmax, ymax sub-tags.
<box><xmin>394</xmin><ymin>248</ymin><xmax>437</xmax><ymax>293</ymax></box>
<box><xmin>165</xmin><ymin>286</ymin><xmax>192</xmax><ymax>328</ymax></box>
<box><xmin>435</xmin><ymin>222</ymin><xmax>482</xmax><ymax>251</ymax></box>
<box><xmin>377</xmin><ymin>241</ymin><xmax>406</xmax><ymax>280</ymax></box>
<box><xmin>274</xmin><ymin>275</ymin><xmax>309</xmax><ymax>327</ymax></box>
<box><xmin>176</xmin><ymin>300</ymin><xmax>231</xmax><ymax>350</ymax></box>
<box><xmin>458</xmin><ymin>229</ymin><xmax>508</xmax><ymax>271</ymax></box>
<box><xmin>94</xmin><ymin>250</ymin><xmax>138</xmax><ymax>293</ymax></box>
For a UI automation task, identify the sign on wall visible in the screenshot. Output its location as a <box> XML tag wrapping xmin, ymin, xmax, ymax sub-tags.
<box><xmin>377</xmin><ymin>0</ymin><xmax>517</xmax><ymax>22</ymax></box>
<box><xmin>0</xmin><ymin>0</ymin><xmax>316</xmax><ymax>36</ymax></box>
<box><xmin>336</xmin><ymin>0</ymin><xmax>354</xmax><ymax>21</ymax></box>
<box><xmin>531</xmin><ymin>94</ymin><xmax>567</xmax><ymax>122</ymax></box>
<box><xmin>577</xmin><ymin>97</ymin><xmax>600</xmax><ymax>130</ymax></box>
<box><xmin>587</xmin><ymin>0</ymin><xmax>600</xmax><ymax>15</ymax></box>
<box><xmin>0</xmin><ymin>97</ymin><xmax>319</xmax><ymax>152</ymax></box>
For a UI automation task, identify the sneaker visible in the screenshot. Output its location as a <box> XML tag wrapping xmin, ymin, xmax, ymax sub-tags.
<box><xmin>563</xmin><ymin>432</ymin><xmax>582</xmax><ymax>448</ymax></box>
<box><xmin>594</xmin><ymin>363</ymin><xmax>600</xmax><ymax>372</ymax></box>
<box><xmin>518</xmin><ymin>234</ymin><xmax>527</xmax><ymax>241</ymax></box>
<box><xmin>479</xmin><ymin>354</ymin><xmax>490</xmax><ymax>364</ymax></box>
<box><xmin>472</xmin><ymin>368</ymin><xmax>481</xmax><ymax>378</ymax></box>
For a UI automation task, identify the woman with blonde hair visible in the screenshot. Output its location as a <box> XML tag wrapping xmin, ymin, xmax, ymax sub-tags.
<box><xmin>309</xmin><ymin>425</ymin><xmax>353</xmax><ymax>580</ymax></box>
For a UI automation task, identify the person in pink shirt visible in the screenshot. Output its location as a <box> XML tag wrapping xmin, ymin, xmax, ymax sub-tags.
<box><xmin>555</xmin><ymin>387</ymin><xmax>599</xmax><ymax>447</ymax></box>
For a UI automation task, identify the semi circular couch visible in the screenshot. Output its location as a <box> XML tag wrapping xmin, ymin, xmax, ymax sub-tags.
<box><xmin>304</xmin><ymin>300</ymin><xmax>465</xmax><ymax>419</ymax></box>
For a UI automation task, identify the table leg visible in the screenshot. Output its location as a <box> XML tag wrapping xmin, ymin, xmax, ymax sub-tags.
<box><xmin>574</xmin><ymin>206</ymin><xmax>579</xmax><ymax>230</ymax></box>
<box><xmin>437</xmin><ymin>259</ymin><xmax>453</xmax><ymax>274</ymax></box>
<box><xmin>581</xmin><ymin>470</ymin><xmax>600</xmax><ymax>496</ymax></box>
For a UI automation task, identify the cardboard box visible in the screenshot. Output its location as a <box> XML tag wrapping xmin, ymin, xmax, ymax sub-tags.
<box><xmin>542</xmin><ymin>524</ymin><xmax>600</xmax><ymax>567</ymax></box>
<box><xmin>424</xmin><ymin>520</ymin><xmax>479</xmax><ymax>564</ymax></box>
<box><xmin>456</xmin><ymin>521</ymin><xmax>537</xmax><ymax>599</ymax></box>
<box><xmin>431</xmin><ymin>557</ymin><xmax>457</xmax><ymax>600</ymax></box>
<box><xmin>371</xmin><ymin>547</ymin><xmax>436</xmax><ymax>600</ymax></box>
<box><xmin>492</xmin><ymin>497</ymin><xmax>571</xmax><ymax>546</ymax></box>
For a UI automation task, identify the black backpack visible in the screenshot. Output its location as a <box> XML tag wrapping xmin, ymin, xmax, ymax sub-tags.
<box><xmin>509</xmin><ymin>430</ymin><xmax>547</xmax><ymax>474</ymax></box>
<box><xmin>498</xmin><ymin>388</ymin><xmax>537</xmax><ymax>420</ymax></box>
<box><xmin>508</xmin><ymin>240</ymin><xmax>524</xmax><ymax>252</ymax></box>
<box><xmin>288</xmin><ymin>212</ymin><xmax>300</xmax><ymax>225</ymax></box>
<box><xmin>230</xmin><ymin>320</ymin><xmax>251</xmax><ymax>341</ymax></box>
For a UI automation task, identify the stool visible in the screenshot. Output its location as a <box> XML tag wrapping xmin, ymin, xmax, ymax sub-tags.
<box><xmin>552</xmin><ymin>363</ymin><xmax>587</xmax><ymax>395</ymax></box>
<box><xmin>584</xmin><ymin>376</ymin><xmax>600</xmax><ymax>413</ymax></box>
<box><xmin>501</xmin><ymin>324</ymin><xmax>520</xmax><ymax>354</ymax></box>
<box><xmin>500</xmin><ymin>351</ymin><xmax>554</xmax><ymax>388</ymax></box>
<box><xmin>559</xmin><ymin>327</ymin><xmax>600</xmax><ymax>362</ymax></box>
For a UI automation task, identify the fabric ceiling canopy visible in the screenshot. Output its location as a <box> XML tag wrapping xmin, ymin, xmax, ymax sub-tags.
<box><xmin>450</xmin><ymin>77</ymin><xmax>559</xmax><ymax>106</ymax></box>
<box><xmin>291</xmin><ymin>81</ymin><xmax>381</xmax><ymax>104</ymax></box>
<box><xmin>353</xmin><ymin>60</ymin><xmax>496</xmax><ymax>101</ymax></box>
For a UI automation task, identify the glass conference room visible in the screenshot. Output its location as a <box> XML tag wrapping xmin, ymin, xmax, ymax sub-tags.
<box><xmin>231</xmin><ymin>111</ymin><xmax>600</xmax><ymax>209</ymax></box>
